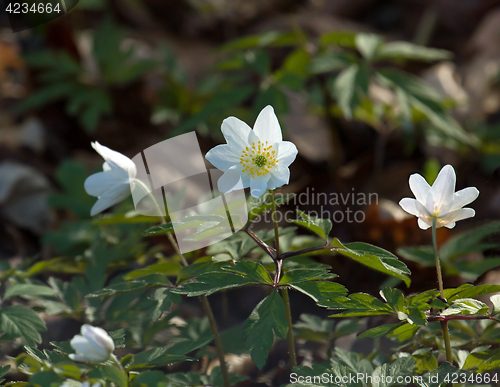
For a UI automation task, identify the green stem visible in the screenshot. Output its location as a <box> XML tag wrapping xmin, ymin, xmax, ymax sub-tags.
<box><xmin>201</xmin><ymin>295</ymin><xmax>231</xmax><ymax>387</ymax></box>
<box><xmin>432</xmin><ymin>217</ymin><xmax>453</xmax><ymax>365</ymax></box>
<box><xmin>269</xmin><ymin>190</ymin><xmax>280</xmax><ymax>259</ymax></box>
<box><xmin>431</xmin><ymin>217</ymin><xmax>445</xmax><ymax>299</ymax></box>
<box><xmin>111</xmin><ymin>354</ymin><xmax>129</xmax><ymax>386</ymax></box>
<box><xmin>281</xmin><ymin>288</ymin><xmax>297</xmax><ymax>367</ymax></box>
<box><xmin>135</xmin><ymin>178</ymin><xmax>229</xmax><ymax>386</ymax></box>
<box><xmin>270</xmin><ymin>190</ymin><xmax>297</xmax><ymax>367</ymax></box>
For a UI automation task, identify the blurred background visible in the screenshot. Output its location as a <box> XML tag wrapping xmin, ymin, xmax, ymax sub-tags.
<box><xmin>1</xmin><ymin>0</ymin><xmax>500</xmax><ymax>383</ymax></box>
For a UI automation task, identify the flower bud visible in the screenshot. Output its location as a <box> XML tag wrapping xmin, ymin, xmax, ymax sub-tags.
<box><xmin>69</xmin><ymin>324</ymin><xmax>115</xmax><ymax>363</ymax></box>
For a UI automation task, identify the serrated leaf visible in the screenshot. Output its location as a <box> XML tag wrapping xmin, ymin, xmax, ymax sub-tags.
<box><xmin>0</xmin><ymin>306</ymin><xmax>46</xmax><ymax>346</ymax></box>
<box><xmin>441</xmin><ymin>298</ymin><xmax>489</xmax><ymax>316</ymax></box>
<box><xmin>148</xmin><ymin>288</ymin><xmax>182</xmax><ymax>322</ymax></box>
<box><xmin>291</xmin><ymin>281</ymin><xmax>347</xmax><ymax>302</ymax></box>
<box><xmin>222</xmin><ymin>260</ymin><xmax>273</xmax><ymax>284</ymax></box>
<box><xmin>358</xmin><ymin>322</ymin><xmax>404</xmax><ymax>339</ymax></box>
<box><xmin>4</xmin><ymin>284</ymin><xmax>56</xmax><ymax>300</ymax></box>
<box><xmin>292</xmin><ymin>210</ymin><xmax>332</xmax><ymax>241</ymax></box>
<box><xmin>167</xmin><ymin>334</ymin><xmax>217</xmax><ymax>356</ymax></box>
<box><xmin>124</xmin><ymin>262</ymin><xmax>183</xmax><ymax>280</ymax></box>
<box><xmin>86</xmin><ymin>274</ymin><xmax>170</xmax><ymax>298</ymax></box>
<box><xmin>172</xmin><ymin>272</ymin><xmax>256</xmax><ymax>297</ymax></box>
<box><xmin>447</xmin><ymin>284</ymin><xmax>500</xmax><ymax>301</ymax></box>
<box><xmin>332</xmin><ymin>239</ymin><xmax>411</xmax><ymax>286</ymax></box>
<box><xmin>142</xmin><ymin>223</ymin><xmax>174</xmax><ymax>236</ymax></box>
<box><xmin>243</xmin><ymin>291</ymin><xmax>288</xmax><ymax>369</ymax></box>
<box><xmin>279</xmin><ymin>268</ymin><xmax>338</xmax><ymax>285</ymax></box>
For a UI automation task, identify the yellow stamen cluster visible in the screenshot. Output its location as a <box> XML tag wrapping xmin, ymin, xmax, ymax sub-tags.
<box><xmin>240</xmin><ymin>140</ymin><xmax>277</xmax><ymax>178</ymax></box>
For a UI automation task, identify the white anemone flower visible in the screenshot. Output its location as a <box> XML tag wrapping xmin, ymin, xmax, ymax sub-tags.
<box><xmin>399</xmin><ymin>164</ymin><xmax>479</xmax><ymax>230</ymax></box>
<box><xmin>84</xmin><ymin>142</ymin><xmax>137</xmax><ymax>216</ymax></box>
<box><xmin>69</xmin><ymin>324</ymin><xmax>115</xmax><ymax>363</ymax></box>
<box><xmin>205</xmin><ymin>105</ymin><xmax>298</xmax><ymax>197</ymax></box>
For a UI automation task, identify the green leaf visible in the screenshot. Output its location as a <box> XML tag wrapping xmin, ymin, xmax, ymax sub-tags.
<box><xmin>491</xmin><ymin>294</ymin><xmax>500</xmax><ymax>316</ymax></box>
<box><xmin>292</xmin><ymin>210</ymin><xmax>332</xmax><ymax>241</ymax></box>
<box><xmin>440</xmin><ymin>221</ymin><xmax>500</xmax><ymax>261</ymax></box>
<box><xmin>447</xmin><ymin>284</ymin><xmax>500</xmax><ymax>301</ymax></box>
<box><xmin>290</xmin><ymin>281</ymin><xmax>347</xmax><ymax>302</ymax></box>
<box><xmin>28</xmin><ymin>370</ymin><xmax>64</xmax><ymax>386</ymax></box>
<box><xmin>148</xmin><ymin>288</ymin><xmax>182</xmax><ymax>322</ymax></box>
<box><xmin>355</xmin><ymin>33</ymin><xmax>383</xmax><ymax>61</ymax></box>
<box><xmin>441</xmin><ymin>298</ymin><xmax>489</xmax><ymax>316</ymax></box>
<box><xmin>376</xmin><ymin>41</ymin><xmax>452</xmax><ymax>62</ymax></box>
<box><xmin>93</xmin><ymin>211</ymin><xmax>157</xmax><ymax>225</ymax></box>
<box><xmin>358</xmin><ymin>322</ymin><xmax>404</xmax><ymax>339</ymax></box>
<box><xmin>221</xmin><ymin>31</ymin><xmax>300</xmax><ymax>51</ymax></box>
<box><xmin>167</xmin><ymin>334</ymin><xmax>217</xmax><ymax>356</ymax></box>
<box><xmin>124</xmin><ymin>262</ymin><xmax>183</xmax><ymax>280</ymax></box>
<box><xmin>48</xmin><ymin>160</ymin><xmax>95</xmax><ymax>217</ymax></box>
<box><xmin>172</xmin><ymin>272</ymin><xmax>256</xmax><ymax>297</ymax></box>
<box><xmin>279</xmin><ymin>268</ymin><xmax>338</xmax><ymax>285</ymax></box>
<box><xmin>88</xmin><ymin>365</ymin><xmax>128</xmax><ymax>387</ymax></box>
<box><xmin>4</xmin><ymin>284</ymin><xmax>56</xmax><ymax>300</ymax></box>
<box><xmin>379</xmin><ymin>287</ymin><xmax>405</xmax><ymax>312</ymax></box>
<box><xmin>309</xmin><ymin>52</ymin><xmax>357</xmax><ymax>74</ymax></box>
<box><xmin>462</xmin><ymin>348</ymin><xmax>500</xmax><ymax>370</ymax></box>
<box><xmin>0</xmin><ymin>365</ymin><xmax>11</xmax><ymax>380</ymax></box>
<box><xmin>0</xmin><ymin>306</ymin><xmax>46</xmax><ymax>346</ymax></box>
<box><xmin>222</xmin><ymin>261</ymin><xmax>273</xmax><ymax>285</ymax></box>
<box><xmin>86</xmin><ymin>274</ymin><xmax>170</xmax><ymax>298</ymax></box>
<box><xmin>142</xmin><ymin>223</ymin><xmax>174</xmax><ymax>236</ymax></box>
<box><xmin>243</xmin><ymin>291</ymin><xmax>288</xmax><ymax>369</ymax></box>
<box><xmin>332</xmin><ymin>64</ymin><xmax>369</xmax><ymax>119</ymax></box>
<box><xmin>332</xmin><ymin>239</ymin><xmax>411</xmax><ymax>286</ymax></box>
<box><xmin>128</xmin><ymin>346</ymin><xmax>193</xmax><ymax>370</ymax></box>
<box><xmin>320</xmin><ymin>31</ymin><xmax>357</xmax><ymax>48</ymax></box>
<box><xmin>396</xmin><ymin>246</ymin><xmax>435</xmax><ymax>267</ymax></box>
<box><xmin>326</xmin><ymin>293</ymin><xmax>394</xmax><ymax>318</ymax></box>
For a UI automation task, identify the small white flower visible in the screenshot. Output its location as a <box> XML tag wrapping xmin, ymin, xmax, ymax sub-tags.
<box><xmin>399</xmin><ymin>164</ymin><xmax>479</xmax><ymax>230</ymax></box>
<box><xmin>84</xmin><ymin>142</ymin><xmax>137</xmax><ymax>216</ymax></box>
<box><xmin>60</xmin><ymin>382</ymin><xmax>101</xmax><ymax>387</ymax></box>
<box><xmin>205</xmin><ymin>105</ymin><xmax>298</xmax><ymax>197</ymax></box>
<box><xmin>69</xmin><ymin>324</ymin><xmax>115</xmax><ymax>363</ymax></box>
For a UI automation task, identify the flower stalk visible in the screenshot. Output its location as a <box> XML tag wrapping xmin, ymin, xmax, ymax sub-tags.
<box><xmin>432</xmin><ymin>216</ymin><xmax>453</xmax><ymax>365</ymax></box>
<box><xmin>136</xmin><ymin>179</ymin><xmax>230</xmax><ymax>387</ymax></box>
<box><xmin>270</xmin><ymin>189</ymin><xmax>297</xmax><ymax>367</ymax></box>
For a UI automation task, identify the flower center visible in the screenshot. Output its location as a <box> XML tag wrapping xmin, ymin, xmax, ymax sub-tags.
<box><xmin>254</xmin><ymin>155</ymin><xmax>267</xmax><ymax>167</ymax></box>
<box><xmin>240</xmin><ymin>140</ymin><xmax>278</xmax><ymax>178</ymax></box>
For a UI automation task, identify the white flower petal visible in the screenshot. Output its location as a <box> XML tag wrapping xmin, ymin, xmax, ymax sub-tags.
<box><xmin>429</xmin><ymin>165</ymin><xmax>456</xmax><ymax>215</ymax></box>
<box><xmin>268</xmin><ymin>168</ymin><xmax>290</xmax><ymax>190</ymax></box>
<box><xmin>276</xmin><ymin>141</ymin><xmax>298</xmax><ymax>169</ymax></box>
<box><xmin>218</xmin><ymin>166</ymin><xmax>244</xmax><ymax>193</ymax></box>
<box><xmin>91</xmin><ymin>142</ymin><xmax>136</xmax><ymax>179</ymax></box>
<box><xmin>70</xmin><ymin>336</ymin><xmax>106</xmax><ymax>361</ymax></box>
<box><xmin>409</xmin><ymin>173</ymin><xmax>431</xmax><ymax>204</ymax></box>
<box><xmin>451</xmin><ymin>187</ymin><xmax>479</xmax><ymax>211</ymax></box>
<box><xmin>221</xmin><ymin>117</ymin><xmax>258</xmax><ymax>152</ymax></box>
<box><xmin>205</xmin><ymin>144</ymin><xmax>240</xmax><ymax>171</ymax></box>
<box><xmin>69</xmin><ymin>354</ymin><xmax>91</xmax><ymax>362</ymax></box>
<box><xmin>399</xmin><ymin>198</ymin><xmax>420</xmax><ymax>216</ymax></box>
<box><xmin>444</xmin><ymin>222</ymin><xmax>456</xmax><ymax>229</ymax></box>
<box><xmin>253</xmin><ymin>105</ymin><xmax>282</xmax><ymax>145</ymax></box>
<box><xmin>84</xmin><ymin>171</ymin><xmax>123</xmax><ymax>197</ymax></box>
<box><xmin>418</xmin><ymin>218</ymin><xmax>432</xmax><ymax>230</ymax></box>
<box><xmin>82</xmin><ymin>325</ymin><xmax>114</xmax><ymax>354</ymax></box>
<box><xmin>440</xmin><ymin>208</ymin><xmax>476</xmax><ymax>225</ymax></box>
<box><xmin>250</xmin><ymin>175</ymin><xmax>271</xmax><ymax>197</ymax></box>
<box><xmin>90</xmin><ymin>183</ymin><xmax>131</xmax><ymax>216</ymax></box>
